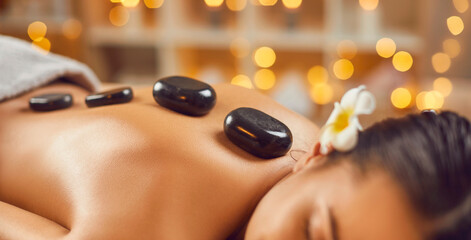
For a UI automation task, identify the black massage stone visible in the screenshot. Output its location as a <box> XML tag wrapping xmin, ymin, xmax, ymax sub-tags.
<box><xmin>85</xmin><ymin>87</ymin><xmax>133</xmax><ymax>108</ymax></box>
<box><xmin>29</xmin><ymin>93</ymin><xmax>73</xmax><ymax>112</ymax></box>
<box><xmin>224</xmin><ymin>107</ymin><xmax>293</xmax><ymax>159</ymax></box>
<box><xmin>153</xmin><ymin>76</ymin><xmax>216</xmax><ymax>116</ymax></box>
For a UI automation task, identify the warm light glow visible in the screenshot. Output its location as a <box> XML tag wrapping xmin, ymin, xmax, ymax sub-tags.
<box><xmin>433</xmin><ymin>77</ymin><xmax>453</xmax><ymax>97</ymax></box>
<box><xmin>391</xmin><ymin>88</ymin><xmax>412</xmax><ymax>109</ymax></box>
<box><xmin>333</xmin><ymin>59</ymin><xmax>354</xmax><ymax>80</ymax></box>
<box><xmin>110</xmin><ymin>0</ymin><xmax>123</xmax><ymax>3</ymax></box>
<box><xmin>253</xmin><ymin>47</ymin><xmax>276</xmax><ymax>68</ymax></box>
<box><xmin>453</xmin><ymin>0</ymin><xmax>469</xmax><ymax>13</ymax></box>
<box><xmin>432</xmin><ymin>52</ymin><xmax>451</xmax><ymax>74</ymax></box>
<box><xmin>416</xmin><ymin>91</ymin><xmax>445</xmax><ymax>110</ymax></box>
<box><xmin>226</xmin><ymin>0</ymin><xmax>246</xmax><ymax>11</ymax></box>
<box><xmin>336</xmin><ymin>40</ymin><xmax>357</xmax><ymax>59</ymax></box>
<box><xmin>28</xmin><ymin>21</ymin><xmax>47</xmax><ymax>41</ymax></box>
<box><xmin>392</xmin><ymin>51</ymin><xmax>413</xmax><ymax>72</ymax></box>
<box><xmin>109</xmin><ymin>6</ymin><xmax>130</xmax><ymax>27</ymax></box>
<box><xmin>122</xmin><ymin>0</ymin><xmax>140</xmax><ymax>7</ymax></box>
<box><xmin>310</xmin><ymin>83</ymin><xmax>333</xmax><ymax>105</ymax></box>
<box><xmin>282</xmin><ymin>0</ymin><xmax>302</xmax><ymax>9</ymax></box>
<box><xmin>62</xmin><ymin>19</ymin><xmax>82</xmax><ymax>40</ymax></box>
<box><xmin>359</xmin><ymin>0</ymin><xmax>379</xmax><ymax>11</ymax></box>
<box><xmin>415</xmin><ymin>91</ymin><xmax>427</xmax><ymax>110</ymax></box>
<box><xmin>442</xmin><ymin>38</ymin><xmax>461</xmax><ymax>58</ymax></box>
<box><xmin>32</xmin><ymin>37</ymin><xmax>51</xmax><ymax>55</ymax></box>
<box><xmin>259</xmin><ymin>0</ymin><xmax>277</xmax><ymax>6</ymax></box>
<box><xmin>376</xmin><ymin>38</ymin><xmax>396</xmax><ymax>58</ymax></box>
<box><xmin>254</xmin><ymin>69</ymin><xmax>276</xmax><ymax>90</ymax></box>
<box><xmin>307</xmin><ymin>65</ymin><xmax>328</xmax><ymax>85</ymax></box>
<box><xmin>231</xmin><ymin>74</ymin><xmax>253</xmax><ymax>89</ymax></box>
<box><xmin>230</xmin><ymin>37</ymin><xmax>250</xmax><ymax>58</ymax></box>
<box><xmin>205</xmin><ymin>0</ymin><xmax>224</xmax><ymax>7</ymax></box>
<box><xmin>144</xmin><ymin>0</ymin><xmax>164</xmax><ymax>8</ymax></box>
<box><xmin>447</xmin><ymin>16</ymin><xmax>464</xmax><ymax>36</ymax></box>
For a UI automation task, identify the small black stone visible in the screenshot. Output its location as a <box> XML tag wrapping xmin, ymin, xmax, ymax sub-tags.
<box><xmin>153</xmin><ymin>76</ymin><xmax>216</xmax><ymax>116</ymax></box>
<box><xmin>85</xmin><ymin>87</ymin><xmax>133</xmax><ymax>108</ymax></box>
<box><xmin>29</xmin><ymin>93</ymin><xmax>73</xmax><ymax>112</ymax></box>
<box><xmin>224</xmin><ymin>107</ymin><xmax>293</xmax><ymax>159</ymax></box>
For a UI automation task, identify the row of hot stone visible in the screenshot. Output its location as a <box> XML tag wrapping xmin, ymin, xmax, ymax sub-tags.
<box><xmin>29</xmin><ymin>76</ymin><xmax>293</xmax><ymax>159</ymax></box>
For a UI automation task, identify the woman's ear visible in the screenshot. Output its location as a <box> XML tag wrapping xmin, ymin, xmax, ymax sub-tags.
<box><xmin>293</xmin><ymin>142</ymin><xmax>328</xmax><ymax>173</ymax></box>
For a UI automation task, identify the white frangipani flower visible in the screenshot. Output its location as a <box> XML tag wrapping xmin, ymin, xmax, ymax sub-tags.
<box><xmin>319</xmin><ymin>85</ymin><xmax>376</xmax><ymax>154</ymax></box>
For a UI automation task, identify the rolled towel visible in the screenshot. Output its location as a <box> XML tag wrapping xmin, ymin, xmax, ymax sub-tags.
<box><xmin>0</xmin><ymin>35</ymin><xmax>101</xmax><ymax>102</ymax></box>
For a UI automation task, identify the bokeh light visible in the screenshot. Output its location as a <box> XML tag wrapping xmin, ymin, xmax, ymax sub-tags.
<box><xmin>336</xmin><ymin>40</ymin><xmax>357</xmax><ymax>59</ymax></box>
<box><xmin>310</xmin><ymin>83</ymin><xmax>333</xmax><ymax>105</ymax></box>
<box><xmin>390</xmin><ymin>88</ymin><xmax>412</xmax><ymax>109</ymax></box>
<box><xmin>205</xmin><ymin>0</ymin><xmax>224</xmax><ymax>7</ymax></box>
<box><xmin>122</xmin><ymin>0</ymin><xmax>140</xmax><ymax>7</ymax></box>
<box><xmin>359</xmin><ymin>0</ymin><xmax>379</xmax><ymax>11</ymax></box>
<box><xmin>254</xmin><ymin>69</ymin><xmax>276</xmax><ymax>90</ymax></box>
<box><xmin>144</xmin><ymin>0</ymin><xmax>164</xmax><ymax>8</ymax></box>
<box><xmin>109</xmin><ymin>6</ymin><xmax>130</xmax><ymax>27</ymax></box>
<box><xmin>392</xmin><ymin>51</ymin><xmax>413</xmax><ymax>72</ymax></box>
<box><xmin>433</xmin><ymin>77</ymin><xmax>453</xmax><ymax>97</ymax></box>
<box><xmin>231</xmin><ymin>74</ymin><xmax>253</xmax><ymax>89</ymax></box>
<box><xmin>226</xmin><ymin>0</ymin><xmax>247</xmax><ymax>11</ymax></box>
<box><xmin>282</xmin><ymin>0</ymin><xmax>302</xmax><ymax>9</ymax></box>
<box><xmin>432</xmin><ymin>52</ymin><xmax>451</xmax><ymax>74</ymax></box>
<box><xmin>333</xmin><ymin>59</ymin><xmax>354</xmax><ymax>80</ymax></box>
<box><xmin>230</xmin><ymin>37</ymin><xmax>250</xmax><ymax>58</ymax></box>
<box><xmin>447</xmin><ymin>16</ymin><xmax>464</xmax><ymax>36</ymax></box>
<box><xmin>253</xmin><ymin>47</ymin><xmax>276</xmax><ymax>68</ymax></box>
<box><xmin>32</xmin><ymin>37</ymin><xmax>51</xmax><ymax>55</ymax></box>
<box><xmin>307</xmin><ymin>65</ymin><xmax>328</xmax><ymax>85</ymax></box>
<box><xmin>259</xmin><ymin>0</ymin><xmax>277</xmax><ymax>6</ymax></box>
<box><xmin>416</xmin><ymin>91</ymin><xmax>445</xmax><ymax>110</ymax></box>
<box><xmin>453</xmin><ymin>0</ymin><xmax>469</xmax><ymax>13</ymax></box>
<box><xmin>110</xmin><ymin>0</ymin><xmax>123</xmax><ymax>3</ymax></box>
<box><xmin>376</xmin><ymin>37</ymin><xmax>396</xmax><ymax>58</ymax></box>
<box><xmin>62</xmin><ymin>19</ymin><xmax>83</xmax><ymax>40</ymax></box>
<box><xmin>442</xmin><ymin>38</ymin><xmax>461</xmax><ymax>58</ymax></box>
<box><xmin>28</xmin><ymin>21</ymin><xmax>47</xmax><ymax>41</ymax></box>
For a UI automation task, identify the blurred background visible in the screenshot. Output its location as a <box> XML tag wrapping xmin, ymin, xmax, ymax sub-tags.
<box><xmin>0</xmin><ymin>0</ymin><xmax>470</xmax><ymax>125</ymax></box>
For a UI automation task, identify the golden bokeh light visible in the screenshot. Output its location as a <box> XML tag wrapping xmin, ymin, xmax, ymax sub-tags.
<box><xmin>336</xmin><ymin>40</ymin><xmax>357</xmax><ymax>59</ymax></box>
<box><xmin>433</xmin><ymin>77</ymin><xmax>453</xmax><ymax>97</ymax></box>
<box><xmin>392</xmin><ymin>51</ymin><xmax>413</xmax><ymax>72</ymax></box>
<box><xmin>110</xmin><ymin>0</ymin><xmax>123</xmax><ymax>2</ymax></box>
<box><xmin>282</xmin><ymin>0</ymin><xmax>302</xmax><ymax>9</ymax></box>
<box><xmin>122</xmin><ymin>0</ymin><xmax>140</xmax><ymax>7</ymax></box>
<box><xmin>231</xmin><ymin>74</ymin><xmax>253</xmax><ymax>89</ymax></box>
<box><xmin>254</xmin><ymin>69</ymin><xmax>276</xmax><ymax>90</ymax></box>
<box><xmin>453</xmin><ymin>0</ymin><xmax>469</xmax><ymax>13</ymax></box>
<box><xmin>333</xmin><ymin>59</ymin><xmax>354</xmax><ymax>80</ymax></box>
<box><xmin>230</xmin><ymin>37</ymin><xmax>250</xmax><ymax>58</ymax></box>
<box><xmin>447</xmin><ymin>16</ymin><xmax>464</xmax><ymax>36</ymax></box>
<box><xmin>359</xmin><ymin>0</ymin><xmax>379</xmax><ymax>11</ymax></box>
<box><xmin>62</xmin><ymin>19</ymin><xmax>83</xmax><ymax>40</ymax></box>
<box><xmin>109</xmin><ymin>6</ymin><xmax>130</xmax><ymax>27</ymax></box>
<box><xmin>431</xmin><ymin>52</ymin><xmax>451</xmax><ymax>74</ymax></box>
<box><xmin>253</xmin><ymin>46</ymin><xmax>276</xmax><ymax>68</ymax></box>
<box><xmin>390</xmin><ymin>88</ymin><xmax>412</xmax><ymax>109</ymax></box>
<box><xmin>144</xmin><ymin>0</ymin><xmax>164</xmax><ymax>8</ymax></box>
<box><xmin>28</xmin><ymin>21</ymin><xmax>47</xmax><ymax>41</ymax></box>
<box><xmin>442</xmin><ymin>38</ymin><xmax>461</xmax><ymax>58</ymax></box>
<box><xmin>416</xmin><ymin>91</ymin><xmax>445</xmax><ymax>110</ymax></box>
<box><xmin>415</xmin><ymin>91</ymin><xmax>427</xmax><ymax>110</ymax></box>
<box><xmin>205</xmin><ymin>0</ymin><xmax>224</xmax><ymax>7</ymax></box>
<box><xmin>376</xmin><ymin>37</ymin><xmax>396</xmax><ymax>58</ymax></box>
<box><xmin>307</xmin><ymin>65</ymin><xmax>328</xmax><ymax>85</ymax></box>
<box><xmin>310</xmin><ymin>83</ymin><xmax>333</xmax><ymax>105</ymax></box>
<box><xmin>32</xmin><ymin>37</ymin><xmax>51</xmax><ymax>55</ymax></box>
<box><xmin>259</xmin><ymin>0</ymin><xmax>277</xmax><ymax>6</ymax></box>
<box><xmin>226</xmin><ymin>0</ymin><xmax>247</xmax><ymax>11</ymax></box>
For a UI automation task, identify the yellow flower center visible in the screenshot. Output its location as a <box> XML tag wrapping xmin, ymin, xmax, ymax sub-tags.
<box><xmin>332</xmin><ymin>108</ymin><xmax>354</xmax><ymax>133</ymax></box>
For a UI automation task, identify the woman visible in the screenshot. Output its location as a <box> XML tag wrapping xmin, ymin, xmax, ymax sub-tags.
<box><xmin>1</xmin><ymin>78</ymin><xmax>470</xmax><ymax>240</ymax></box>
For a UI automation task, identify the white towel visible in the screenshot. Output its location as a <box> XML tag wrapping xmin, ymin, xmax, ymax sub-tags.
<box><xmin>0</xmin><ymin>35</ymin><xmax>101</xmax><ymax>102</ymax></box>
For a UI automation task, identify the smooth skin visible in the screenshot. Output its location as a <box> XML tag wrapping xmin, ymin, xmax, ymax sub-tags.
<box><xmin>0</xmin><ymin>82</ymin><xmax>427</xmax><ymax>240</ymax></box>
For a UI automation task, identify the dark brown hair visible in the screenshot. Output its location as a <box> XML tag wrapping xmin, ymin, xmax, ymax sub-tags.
<box><xmin>330</xmin><ymin>111</ymin><xmax>471</xmax><ymax>239</ymax></box>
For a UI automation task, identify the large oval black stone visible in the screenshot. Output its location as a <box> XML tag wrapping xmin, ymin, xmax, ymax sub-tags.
<box><xmin>29</xmin><ymin>93</ymin><xmax>73</xmax><ymax>112</ymax></box>
<box><xmin>85</xmin><ymin>87</ymin><xmax>133</xmax><ymax>108</ymax></box>
<box><xmin>153</xmin><ymin>76</ymin><xmax>216</xmax><ymax>116</ymax></box>
<box><xmin>224</xmin><ymin>107</ymin><xmax>293</xmax><ymax>159</ymax></box>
